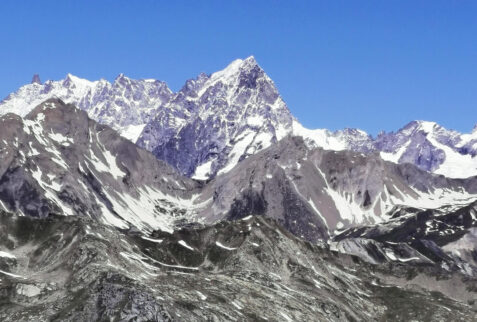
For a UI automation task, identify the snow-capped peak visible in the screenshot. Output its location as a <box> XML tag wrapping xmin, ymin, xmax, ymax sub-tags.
<box><xmin>195</xmin><ymin>56</ymin><xmax>261</xmax><ymax>98</ymax></box>
<box><xmin>63</xmin><ymin>73</ymin><xmax>93</xmax><ymax>85</ymax></box>
<box><xmin>61</xmin><ymin>74</ymin><xmax>97</xmax><ymax>98</ymax></box>
<box><xmin>205</xmin><ymin>56</ymin><xmax>259</xmax><ymax>85</ymax></box>
<box><xmin>293</xmin><ymin>117</ymin><xmax>477</xmax><ymax>178</ymax></box>
<box><xmin>413</xmin><ymin>120</ymin><xmax>438</xmax><ymax>134</ymax></box>
<box><xmin>138</xmin><ymin>56</ymin><xmax>294</xmax><ymax>178</ymax></box>
<box><xmin>376</xmin><ymin>120</ymin><xmax>477</xmax><ymax>178</ymax></box>
<box><xmin>209</xmin><ymin>58</ymin><xmax>244</xmax><ymax>82</ymax></box>
<box><xmin>292</xmin><ymin>120</ymin><xmax>346</xmax><ymax>151</ymax></box>
<box><xmin>244</xmin><ymin>55</ymin><xmax>256</xmax><ymax>62</ymax></box>
<box><xmin>399</xmin><ymin>120</ymin><xmax>440</xmax><ymax>135</ymax></box>
<box><xmin>241</xmin><ymin>55</ymin><xmax>258</xmax><ymax>68</ymax></box>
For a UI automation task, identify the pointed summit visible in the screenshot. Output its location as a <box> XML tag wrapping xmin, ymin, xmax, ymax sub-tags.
<box><xmin>209</xmin><ymin>58</ymin><xmax>244</xmax><ymax>81</ymax></box>
<box><xmin>200</xmin><ymin>56</ymin><xmax>265</xmax><ymax>93</ymax></box>
<box><xmin>62</xmin><ymin>73</ymin><xmax>75</xmax><ymax>87</ymax></box>
<box><xmin>61</xmin><ymin>73</ymin><xmax>95</xmax><ymax>90</ymax></box>
<box><xmin>400</xmin><ymin>120</ymin><xmax>438</xmax><ymax>135</ymax></box>
<box><xmin>31</xmin><ymin>74</ymin><xmax>41</xmax><ymax>85</ymax></box>
<box><xmin>241</xmin><ymin>55</ymin><xmax>259</xmax><ymax>68</ymax></box>
<box><xmin>244</xmin><ymin>55</ymin><xmax>256</xmax><ymax>62</ymax></box>
<box><xmin>114</xmin><ymin>73</ymin><xmax>131</xmax><ymax>85</ymax></box>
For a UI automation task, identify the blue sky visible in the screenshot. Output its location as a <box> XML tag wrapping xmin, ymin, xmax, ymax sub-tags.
<box><xmin>1</xmin><ymin>1</ymin><xmax>476</xmax><ymax>135</ymax></box>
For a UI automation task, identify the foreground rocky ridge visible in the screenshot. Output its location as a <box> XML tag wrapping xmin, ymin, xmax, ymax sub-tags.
<box><xmin>0</xmin><ymin>212</ymin><xmax>476</xmax><ymax>321</ymax></box>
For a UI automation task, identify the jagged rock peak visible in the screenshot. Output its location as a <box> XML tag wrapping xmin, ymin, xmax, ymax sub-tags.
<box><xmin>114</xmin><ymin>73</ymin><xmax>129</xmax><ymax>83</ymax></box>
<box><xmin>31</xmin><ymin>74</ymin><xmax>41</xmax><ymax>85</ymax></box>
<box><xmin>400</xmin><ymin>120</ymin><xmax>439</xmax><ymax>134</ymax></box>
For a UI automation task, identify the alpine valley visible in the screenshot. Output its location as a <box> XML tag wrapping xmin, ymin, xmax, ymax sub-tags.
<box><xmin>0</xmin><ymin>58</ymin><xmax>477</xmax><ymax>321</ymax></box>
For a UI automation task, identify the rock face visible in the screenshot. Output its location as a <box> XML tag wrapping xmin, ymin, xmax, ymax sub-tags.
<box><xmin>0</xmin><ymin>212</ymin><xmax>476</xmax><ymax>321</ymax></box>
<box><xmin>31</xmin><ymin>74</ymin><xmax>41</xmax><ymax>85</ymax></box>
<box><xmin>198</xmin><ymin>136</ymin><xmax>477</xmax><ymax>242</ymax></box>
<box><xmin>3</xmin><ymin>58</ymin><xmax>476</xmax><ymax>179</ymax></box>
<box><xmin>0</xmin><ymin>98</ymin><xmax>199</xmax><ymax>233</ymax></box>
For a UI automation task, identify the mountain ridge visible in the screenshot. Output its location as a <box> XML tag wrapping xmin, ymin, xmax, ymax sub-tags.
<box><xmin>1</xmin><ymin>57</ymin><xmax>477</xmax><ymax>179</ymax></box>
<box><xmin>2</xmin><ymin>98</ymin><xmax>476</xmax><ymax>242</ymax></box>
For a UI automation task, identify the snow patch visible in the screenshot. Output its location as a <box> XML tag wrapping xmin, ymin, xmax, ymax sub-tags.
<box><xmin>178</xmin><ymin>240</ymin><xmax>195</xmax><ymax>251</ymax></box>
<box><xmin>215</xmin><ymin>241</ymin><xmax>237</xmax><ymax>250</ymax></box>
<box><xmin>49</xmin><ymin>131</ymin><xmax>74</xmax><ymax>146</ymax></box>
<box><xmin>192</xmin><ymin>159</ymin><xmax>214</xmax><ymax>180</ymax></box>
<box><xmin>141</xmin><ymin>236</ymin><xmax>164</xmax><ymax>243</ymax></box>
<box><xmin>0</xmin><ymin>251</ymin><xmax>16</xmax><ymax>259</ymax></box>
<box><xmin>119</xmin><ymin>124</ymin><xmax>146</xmax><ymax>142</ymax></box>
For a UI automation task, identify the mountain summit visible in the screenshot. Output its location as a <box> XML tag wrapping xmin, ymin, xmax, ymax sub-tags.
<box><xmin>137</xmin><ymin>56</ymin><xmax>294</xmax><ymax>178</ymax></box>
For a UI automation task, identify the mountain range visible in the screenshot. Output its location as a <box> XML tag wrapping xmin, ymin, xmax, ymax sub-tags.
<box><xmin>1</xmin><ymin>58</ymin><xmax>477</xmax><ymax>320</ymax></box>
<box><xmin>2</xmin><ymin>57</ymin><xmax>477</xmax><ymax>180</ymax></box>
<box><xmin>2</xmin><ymin>98</ymin><xmax>476</xmax><ymax>239</ymax></box>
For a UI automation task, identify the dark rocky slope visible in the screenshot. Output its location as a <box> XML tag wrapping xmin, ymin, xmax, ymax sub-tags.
<box><xmin>0</xmin><ymin>211</ymin><xmax>476</xmax><ymax>321</ymax></box>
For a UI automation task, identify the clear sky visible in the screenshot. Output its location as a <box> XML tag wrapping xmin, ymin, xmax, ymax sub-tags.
<box><xmin>1</xmin><ymin>1</ymin><xmax>476</xmax><ymax>135</ymax></box>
